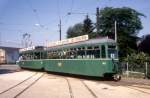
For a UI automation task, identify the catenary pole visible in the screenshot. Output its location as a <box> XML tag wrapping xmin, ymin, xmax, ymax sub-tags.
<box><xmin>115</xmin><ymin>20</ymin><xmax>117</xmax><ymax>43</ymax></box>
<box><xmin>58</xmin><ymin>19</ymin><xmax>62</xmax><ymax>41</ymax></box>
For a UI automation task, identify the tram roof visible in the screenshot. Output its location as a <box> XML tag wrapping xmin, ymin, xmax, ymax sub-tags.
<box><xmin>19</xmin><ymin>38</ymin><xmax>116</xmax><ymax>53</ymax></box>
<box><xmin>46</xmin><ymin>38</ymin><xmax>116</xmax><ymax>50</ymax></box>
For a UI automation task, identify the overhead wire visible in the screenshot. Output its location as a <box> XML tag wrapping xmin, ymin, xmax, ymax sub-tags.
<box><xmin>26</xmin><ymin>0</ymin><xmax>42</xmax><ymax>27</ymax></box>
<box><xmin>57</xmin><ymin>0</ymin><xmax>61</xmax><ymax>20</ymax></box>
<box><xmin>65</xmin><ymin>0</ymin><xmax>74</xmax><ymax>23</ymax></box>
<box><xmin>0</xmin><ymin>22</ymin><xmax>31</xmax><ymax>26</ymax></box>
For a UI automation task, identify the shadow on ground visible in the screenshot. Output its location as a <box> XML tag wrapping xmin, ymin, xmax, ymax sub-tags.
<box><xmin>19</xmin><ymin>68</ymin><xmax>150</xmax><ymax>88</ymax></box>
<box><xmin>46</xmin><ymin>71</ymin><xmax>114</xmax><ymax>81</ymax></box>
<box><xmin>0</xmin><ymin>69</ymin><xmax>16</xmax><ymax>74</ymax></box>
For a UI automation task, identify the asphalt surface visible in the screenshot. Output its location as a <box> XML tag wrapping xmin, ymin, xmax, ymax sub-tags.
<box><xmin>0</xmin><ymin>64</ymin><xmax>21</xmax><ymax>74</ymax></box>
<box><xmin>0</xmin><ymin>64</ymin><xmax>150</xmax><ymax>98</ymax></box>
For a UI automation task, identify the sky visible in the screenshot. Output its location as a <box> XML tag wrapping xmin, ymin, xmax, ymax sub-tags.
<box><xmin>0</xmin><ymin>0</ymin><xmax>150</xmax><ymax>47</ymax></box>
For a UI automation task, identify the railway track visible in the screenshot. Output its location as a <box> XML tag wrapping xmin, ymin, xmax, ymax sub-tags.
<box><xmin>95</xmin><ymin>80</ymin><xmax>150</xmax><ymax>95</ymax></box>
<box><xmin>2</xmin><ymin>71</ymin><xmax>149</xmax><ymax>98</ymax></box>
<box><xmin>65</xmin><ymin>78</ymin><xmax>74</xmax><ymax>98</ymax></box>
<box><xmin>0</xmin><ymin>72</ymin><xmax>38</xmax><ymax>94</ymax></box>
<box><xmin>0</xmin><ymin>72</ymin><xmax>45</xmax><ymax>98</ymax></box>
<box><xmin>81</xmin><ymin>80</ymin><xmax>98</xmax><ymax>98</ymax></box>
<box><xmin>126</xmin><ymin>85</ymin><xmax>150</xmax><ymax>95</ymax></box>
<box><xmin>64</xmin><ymin>77</ymin><xmax>98</xmax><ymax>98</ymax></box>
<box><xmin>111</xmin><ymin>80</ymin><xmax>150</xmax><ymax>95</ymax></box>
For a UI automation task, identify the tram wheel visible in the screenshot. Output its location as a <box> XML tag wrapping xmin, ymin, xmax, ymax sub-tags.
<box><xmin>113</xmin><ymin>74</ymin><xmax>121</xmax><ymax>81</ymax></box>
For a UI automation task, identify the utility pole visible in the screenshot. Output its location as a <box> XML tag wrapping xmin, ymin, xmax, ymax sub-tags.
<box><xmin>127</xmin><ymin>62</ymin><xmax>129</xmax><ymax>77</ymax></box>
<box><xmin>115</xmin><ymin>20</ymin><xmax>117</xmax><ymax>43</ymax></box>
<box><xmin>96</xmin><ymin>7</ymin><xmax>100</xmax><ymax>34</ymax></box>
<box><xmin>58</xmin><ymin>19</ymin><xmax>62</xmax><ymax>41</ymax></box>
<box><xmin>145</xmin><ymin>62</ymin><xmax>148</xmax><ymax>78</ymax></box>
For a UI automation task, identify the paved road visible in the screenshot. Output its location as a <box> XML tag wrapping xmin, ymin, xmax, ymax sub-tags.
<box><xmin>0</xmin><ymin>64</ymin><xmax>20</xmax><ymax>74</ymax></box>
<box><xmin>0</xmin><ymin>64</ymin><xmax>150</xmax><ymax>98</ymax></box>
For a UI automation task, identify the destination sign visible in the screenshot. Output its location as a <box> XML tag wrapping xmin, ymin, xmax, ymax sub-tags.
<box><xmin>19</xmin><ymin>46</ymin><xmax>35</xmax><ymax>52</ymax></box>
<box><xmin>46</xmin><ymin>35</ymin><xmax>89</xmax><ymax>47</ymax></box>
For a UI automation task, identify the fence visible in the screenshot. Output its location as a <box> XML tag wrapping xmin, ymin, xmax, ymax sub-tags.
<box><xmin>120</xmin><ymin>62</ymin><xmax>150</xmax><ymax>79</ymax></box>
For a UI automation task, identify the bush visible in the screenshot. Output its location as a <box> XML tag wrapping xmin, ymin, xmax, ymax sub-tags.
<box><xmin>123</xmin><ymin>52</ymin><xmax>150</xmax><ymax>79</ymax></box>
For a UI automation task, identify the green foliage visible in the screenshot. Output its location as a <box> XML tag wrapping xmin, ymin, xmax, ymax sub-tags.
<box><xmin>123</xmin><ymin>52</ymin><xmax>150</xmax><ymax>76</ymax></box>
<box><xmin>82</xmin><ymin>15</ymin><xmax>95</xmax><ymax>37</ymax></box>
<box><xmin>125</xmin><ymin>52</ymin><xmax>149</xmax><ymax>70</ymax></box>
<box><xmin>98</xmin><ymin>7</ymin><xmax>144</xmax><ymax>58</ymax></box>
<box><xmin>66</xmin><ymin>7</ymin><xmax>145</xmax><ymax>61</ymax></box>
<box><xmin>138</xmin><ymin>34</ymin><xmax>150</xmax><ymax>54</ymax></box>
<box><xmin>125</xmin><ymin>52</ymin><xmax>149</xmax><ymax>66</ymax></box>
<box><xmin>66</xmin><ymin>23</ymin><xmax>83</xmax><ymax>38</ymax></box>
<box><xmin>66</xmin><ymin>16</ymin><xmax>94</xmax><ymax>38</ymax></box>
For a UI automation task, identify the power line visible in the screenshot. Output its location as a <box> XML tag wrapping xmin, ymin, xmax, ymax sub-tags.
<box><xmin>26</xmin><ymin>0</ymin><xmax>42</xmax><ymax>26</ymax></box>
<box><xmin>70</xmin><ymin>0</ymin><xmax>74</xmax><ymax>12</ymax></box>
<box><xmin>0</xmin><ymin>22</ymin><xmax>31</xmax><ymax>26</ymax></box>
<box><xmin>57</xmin><ymin>0</ymin><xmax>61</xmax><ymax>19</ymax></box>
<box><xmin>0</xmin><ymin>28</ymin><xmax>22</xmax><ymax>31</ymax></box>
<box><xmin>58</xmin><ymin>19</ymin><xmax>62</xmax><ymax>41</ymax></box>
<box><xmin>65</xmin><ymin>0</ymin><xmax>74</xmax><ymax>24</ymax></box>
<box><xmin>26</xmin><ymin>0</ymin><xmax>52</xmax><ymax>32</ymax></box>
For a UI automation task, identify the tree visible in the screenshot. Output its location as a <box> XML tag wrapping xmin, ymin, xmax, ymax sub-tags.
<box><xmin>138</xmin><ymin>34</ymin><xmax>150</xmax><ymax>54</ymax></box>
<box><xmin>66</xmin><ymin>23</ymin><xmax>83</xmax><ymax>38</ymax></box>
<box><xmin>82</xmin><ymin>15</ymin><xmax>94</xmax><ymax>38</ymax></box>
<box><xmin>66</xmin><ymin>27</ymin><xmax>74</xmax><ymax>38</ymax></box>
<box><xmin>97</xmin><ymin>7</ymin><xmax>144</xmax><ymax>59</ymax></box>
<box><xmin>66</xmin><ymin>16</ymin><xmax>95</xmax><ymax>38</ymax></box>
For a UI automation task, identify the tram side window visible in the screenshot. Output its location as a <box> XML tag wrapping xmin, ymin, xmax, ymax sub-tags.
<box><xmin>69</xmin><ymin>48</ymin><xmax>77</xmax><ymax>59</ymax></box>
<box><xmin>77</xmin><ymin>47</ymin><xmax>85</xmax><ymax>59</ymax></box>
<box><xmin>86</xmin><ymin>47</ymin><xmax>92</xmax><ymax>58</ymax></box>
<box><xmin>41</xmin><ymin>52</ymin><xmax>47</xmax><ymax>59</ymax></box>
<box><xmin>94</xmin><ymin>46</ymin><xmax>100</xmax><ymax>58</ymax></box>
<box><xmin>28</xmin><ymin>53</ymin><xmax>34</xmax><ymax>60</ymax></box>
<box><xmin>20</xmin><ymin>53</ymin><xmax>32</xmax><ymax>60</ymax></box>
<box><xmin>47</xmin><ymin>51</ymin><xmax>60</xmax><ymax>59</ymax></box>
<box><xmin>101</xmin><ymin>45</ymin><xmax>106</xmax><ymax>58</ymax></box>
<box><xmin>47</xmin><ymin>51</ymin><xmax>52</xmax><ymax>59</ymax></box>
<box><xmin>34</xmin><ymin>52</ymin><xmax>40</xmax><ymax>59</ymax></box>
<box><xmin>108</xmin><ymin>45</ymin><xmax>117</xmax><ymax>59</ymax></box>
<box><xmin>86</xmin><ymin>46</ymin><xmax>100</xmax><ymax>59</ymax></box>
<box><xmin>19</xmin><ymin>54</ymin><xmax>24</xmax><ymax>60</ymax></box>
<box><xmin>66</xmin><ymin>49</ymin><xmax>71</xmax><ymax>59</ymax></box>
<box><xmin>60</xmin><ymin>50</ymin><xmax>67</xmax><ymax>59</ymax></box>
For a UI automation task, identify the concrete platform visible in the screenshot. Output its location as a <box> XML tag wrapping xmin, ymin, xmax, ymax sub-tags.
<box><xmin>0</xmin><ymin>64</ymin><xmax>150</xmax><ymax>98</ymax></box>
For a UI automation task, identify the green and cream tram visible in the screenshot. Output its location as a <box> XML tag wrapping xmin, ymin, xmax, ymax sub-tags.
<box><xmin>17</xmin><ymin>35</ymin><xmax>121</xmax><ymax>81</ymax></box>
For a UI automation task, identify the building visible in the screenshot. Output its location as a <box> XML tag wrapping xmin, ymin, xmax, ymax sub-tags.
<box><xmin>0</xmin><ymin>41</ymin><xmax>21</xmax><ymax>64</ymax></box>
<box><xmin>0</xmin><ymin>48</ymin><xmax>5</xmax><ymax>64</ymax></box>
<box><xmin>0</xmin><ymin>47</ymin><xmax>19</xmax><ymax>64</ymax></box>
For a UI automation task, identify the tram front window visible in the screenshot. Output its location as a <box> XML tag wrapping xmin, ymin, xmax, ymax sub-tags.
<box><xmin>108</xmin><ymin>45</ymin><xmax>118</xmax><ymax>59</ymax></box>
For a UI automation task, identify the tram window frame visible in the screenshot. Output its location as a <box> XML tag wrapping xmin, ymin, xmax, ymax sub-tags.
<box><xmin>94</xmin><ymin>46</ymin><xmax>100</xmax><ymax>58</ymax></box>
<box><xmin>69</xmin><ymin>48</ymin><xmax>77</xmax><ymax>59</ymax></box>
<box><xmin>65</xmin><ymin>49</ymin><xmax>71</xmax><ymax>59</ymax></box>
<box><xmin>101</xmin><ymin>45</ymin><xmax>106</xmax><ymax>58</ymax></box>
<box><xmin>108</xmin><ymin>45</ymin><xmax>117</xmax><ymax>59</ymax></box>
<box><xmin>47</xmin><ymin>51</ymin><xmax>52</xmax><ymax>59</ymax></box>
<box><xmin>86</xmin><ymin>46</ymin><xmax>100</xmax><ymax>59</ymax></box>
<box><xmin>41</xmin><ymin>51</ymin><xmax>47</xmax><ymax>59</ymax></box>
<box><xmin>77</xmin><ymin>47</ymin><xmax>85</xmax><ymax>59</ymax></box>
<box><xmin>61</xmin><ymin>49</ymin><xmax>68</xmax><ymax>59</ymax></box>
<box><xmin>34</xmin><ymin>52</ymin><xmax>41</xmax><ymax>59</ymax></box>
<box><xmin>21</xmin><ymin>52</ymin><xmax>32</xmax><ymax>60</ymax></box>
<box><xmin>86</xmin><ymin>46</ymin><xmax>92</xmax><ymax>59</ymax></box>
